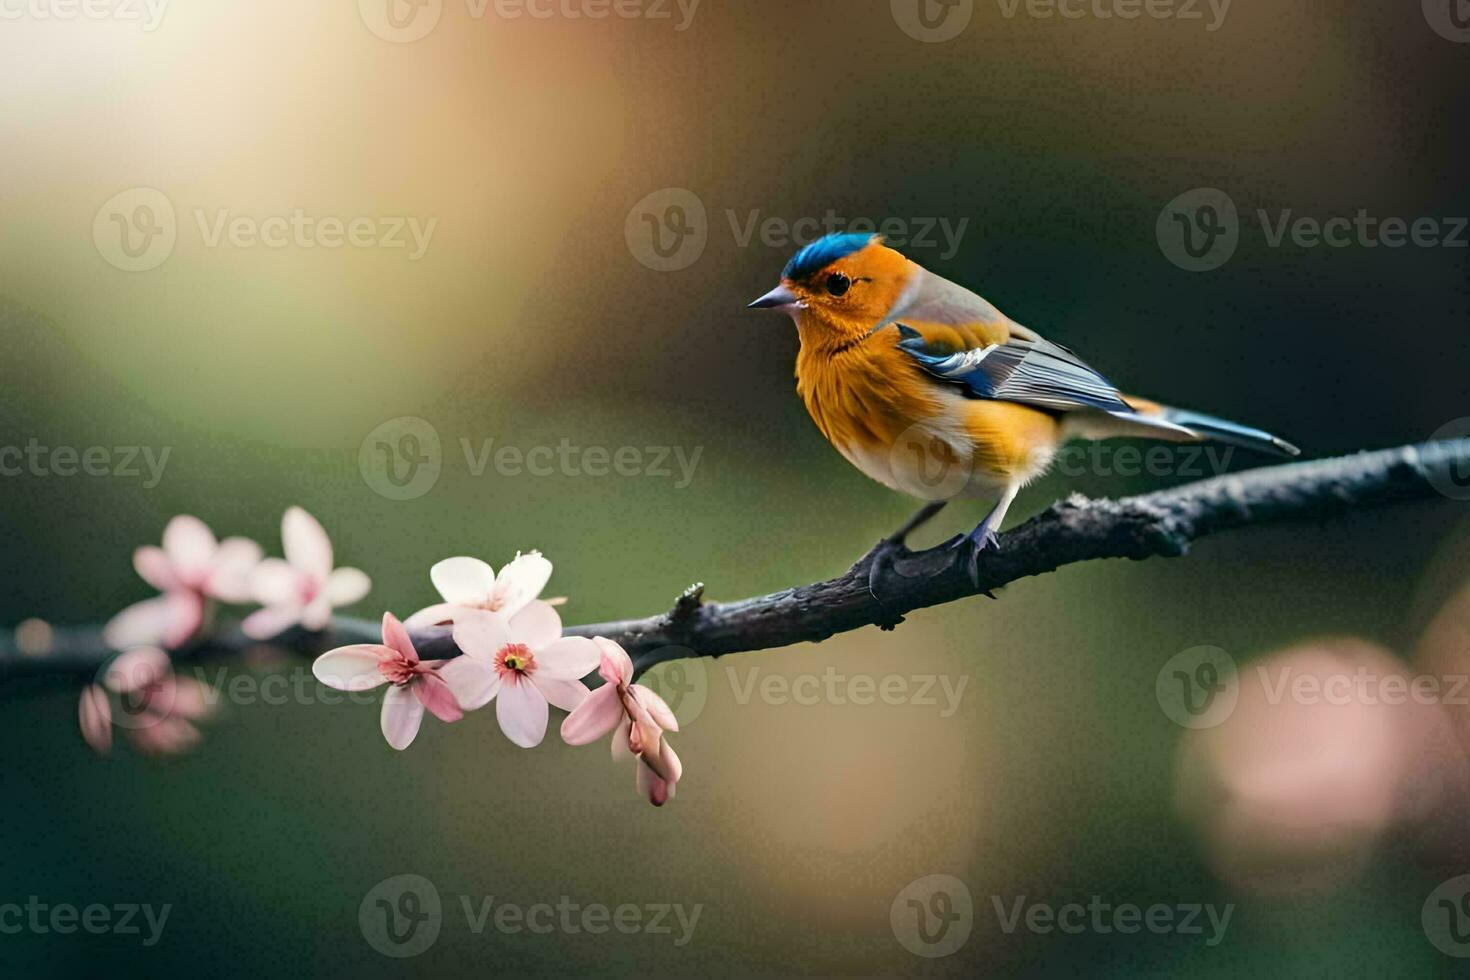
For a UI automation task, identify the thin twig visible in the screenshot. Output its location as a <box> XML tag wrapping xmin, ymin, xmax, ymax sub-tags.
<box><xmin>2</xmin><ymin>440</ymin><xmax>1465</xmax><ymax>685</ymax></box>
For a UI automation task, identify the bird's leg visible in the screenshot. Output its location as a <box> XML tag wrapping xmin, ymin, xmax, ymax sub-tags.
<box><xmin>950</xmin><ymin>482</ymin><xmax>1019</xmax><ymax>587</ymax></box>
<box><xmin>866</xmin><ymin>501</ymin><xmax>948</xmax><ymax>600</ymax></box>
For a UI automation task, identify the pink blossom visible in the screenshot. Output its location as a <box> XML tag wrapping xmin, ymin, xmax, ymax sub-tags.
<box><xmin>561</xmin><ymin>638</ymin><xmax>683</xmax><ymax>805</ymax></box>
<box><xmin>312</xmin><ymin>612</ymin><xmax>493</xmax><ymax>750</ymax></box>
<box><xmin>78</xmin><ymin>646</ymin><xmax>216</xmax><ymax>757</ymax></box>
<box><xmin>452</xmin><ymin>607</ymin><xmax>598</xmax><ymax>748</ymax></box>
<box><xmin>403</xmin><ymin>552</ymin><xmax>554</xmax><ymax>630</ymax></box>
<box><xmin>243</xmin><ymin>507</ymin><xmax>371</xmax><ymax>639</ymax></box>
<box><xmin>103</xmin><ymin>515</ymin><xmax>262</xmax><ymax>650</ymax></box>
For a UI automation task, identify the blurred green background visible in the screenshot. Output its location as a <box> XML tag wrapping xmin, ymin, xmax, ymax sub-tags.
<box><xmin>3</xmin><ymin>1</ymin><xmax>1470</xmax><ymax>976</ymax></box>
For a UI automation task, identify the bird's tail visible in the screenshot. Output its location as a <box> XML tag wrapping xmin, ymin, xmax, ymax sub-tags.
<box><xmin>1152</xmin><ymin>406</ymin><xmax>1300</xmax><ymax>457</ymax></box>
<box><xmin>1064</xmin><ymin>396</ymin><xmax>1301</xmax><ymax>457</ymax></box>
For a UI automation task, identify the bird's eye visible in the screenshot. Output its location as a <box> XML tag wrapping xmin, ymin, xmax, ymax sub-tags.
<box><xmin>825</xmin><ymin>272</ymin><xmax>851</xmax><ymax>296</ymax></box>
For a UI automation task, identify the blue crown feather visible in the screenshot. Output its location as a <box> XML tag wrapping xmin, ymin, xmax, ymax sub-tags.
<box><xmin>781</xmin><ymin>232</ymin><xmax>876</xmax><ymax>281</ymax></box>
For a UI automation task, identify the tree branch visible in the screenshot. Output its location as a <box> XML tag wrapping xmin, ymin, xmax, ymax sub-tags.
<box><xmin>3</xmin><ymin>440</ymin><xmax>1466</xmax><ymax>686</ymax></box>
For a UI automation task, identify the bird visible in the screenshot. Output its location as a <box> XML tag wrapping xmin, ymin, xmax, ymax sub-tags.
<box><xmin>747</xmin><ymin>232</ymin><xmax>1299</xmax><ymax>591</ymax></box>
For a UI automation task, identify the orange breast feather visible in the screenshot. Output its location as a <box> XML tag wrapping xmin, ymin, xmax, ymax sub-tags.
<box><xmin>797</xmin><ymin>322</ymin><xmax>1061</xmax><ymax>484</ymax></box>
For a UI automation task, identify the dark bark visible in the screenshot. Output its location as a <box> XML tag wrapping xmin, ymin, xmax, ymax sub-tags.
<box><xmin>3</xmin><ymin>440</ymin><xmax>1465</xmax><ymax>684</ymax></box>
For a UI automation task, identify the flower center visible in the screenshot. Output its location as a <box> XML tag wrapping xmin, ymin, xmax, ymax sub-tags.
<box><xmin>378</xmin><ymin>653</ymin><xmax>418</xmax><ymax>686</ymax></box>
<box><xmin>495</xmin><ymin>642</ymin><xmax>535</xmax><ymax>678</ymax></box>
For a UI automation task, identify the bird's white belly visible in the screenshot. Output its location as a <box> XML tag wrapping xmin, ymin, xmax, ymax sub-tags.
<box><xmin>836</xmin><ymin>416</ymin><xmax>1014</xmax><ymax>502</ymax></box>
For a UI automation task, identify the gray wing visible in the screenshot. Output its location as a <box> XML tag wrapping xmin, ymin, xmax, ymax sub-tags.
<box><xmin>895</xmin><ymin>324</ymin><xmax>1137</xmax><ymax>414</ymax></box>
<box><xmin>882</xmin><ymin>267</ymin><xmax>1042</xmax><ymax>341</ymax></box>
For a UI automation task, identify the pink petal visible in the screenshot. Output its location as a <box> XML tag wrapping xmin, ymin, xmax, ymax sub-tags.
<box><xmin>535</xmin><ymin>676</ymin><xmax>589</xmax><ymax>712</ymax></box>
<box><xmin>491</xmin><ymin>551</ymin><xmax>552</xmax><ymax>618</ymax></box>
<box><xmin>300</xmin><ymin>594</ymin><xmax>334</xmax><ymax>631</ymax></box>
<box><xmin>413</xmin><ymin>672</ymin><xmax>464</xmax><ymax>723</ymax></box>
<box><xmin>79</xmin><ymin>685</ymin><xmax>113</xmax><ymax>755</ymax></box>
<box><xmin>169</xmin><ymin>676</ymin><xmax>216</xmax><ymax>720</ymax></box>
<box><xmin>240</xmin><ymin>605</ymin><xmax>302</xmax><ymax>640</ymax></box>
<box><xmin>437</xmin><ymin>656</ymin><xmax>499</xmax><ymax>711</ymax></box>
<box><xmin>402</xmin><ymin>603</ymin><xmax>464</xmax><ymax>630</ymax></box>
<box><xmin>559</xmin><ymin>684</ymin><xmax>623</xmax><ymax>745</ymax></box>
<box><xmin>102</xmin><ymin>647</ymin><xmax>171</xmax><ymax>694</ymax></box>
<box><xmin>496</xmin><ymin>676</ymin><xmax>549</xmax><ymax>748</ymax></box>
<box><xmin>639</xmin><ymin>729</ymin><xmax>681</xmax><ymax>784</ymax></box>
<box><xmin>509</xmin><ymin>600</ymin><xmax>562</xmax><ymax>649</ymax></box>
<box><xmin>610</xmin><ymin>719</ymin><xmax>632</xmax><ymax>761</ymax></box>
<box><xmin>452</xmin><ymin>609</ymin><xmax>512</xmax><ymax>659</ymax></box>
<box><xmin>103</xmin><ymin>594</ymin><xmax>198</xmax><ymax>651</ymax></box>
<box><xmin>632</xmin><ymin>683</ymin><xmax>679</xmax><ymax>732</ymax></box>
<box><xmin>381</xmin><ymin>612</ymin><xmax>418</xmax><ymax>663</ymax></box>
<box><xmin>133</xmin><ymin>546</ymin><xmax>178</xmax><ymax>592</ymax></box>
<box><xmin>313</xmin><ymin>645</ymin><xmax>391</xmax><ymax>691</ymax></box>
<box><xmin>205</xmin><ymin>537</ymin><xmax>262</xmax><ymax>602</ymax></box>
<box><xmin>128</xmin><ymin>716</ymin><xmax>202</xmax><ymax>756</ymax></box>
<box><xmin>282</xmin><ymin>506</ymin><xmax>333</xmax><ymax>580</ymax></box>
<box><xmin>250</xmin><ymin>558</ymin><xmax>301</xmax><ymax>606</ymax></box>
<box><xmin>380</xmin><ymin>684</ymin><xmax>425</xmax><ymax>750</ymax></box>
<box><xmin>593</xmin><ymin>637</ymin><xmax>633</xmax><ymax>685</ymax></box>
<box><xmin>162</xmin><ymin>515</ymin><xmax>217</xmax><ymax>585</ymax></box>
<box><xmin>656</xmin><ymin>737</ymin><xmax>683</xmax><ymax>784</ymax></box>
<box><xmin>325</xmin><ymin>567</ymin><xmax>371</xmax><ymax>606</ymax></box>
<box><xmin>430</xmin><ymin>556</ymin><xmax>496</xmax><ymax>605</ymax></box>
<box><xmin>637</xmin><ymin>756</ymin><xmax>674</xmax><ymax>807</ymax></box>
<box><xmin>103</xmin><ymin>598</ymin><xmax>171</xmax><ymax>650</ymax></box>
<box><xmin>620</xmin><ymin>686</ymin><xmax>664</xmax><ymax>764</ymax></box>
<box><xmin>533</xmin><ymin>636</ymin><xmax>600</xmax><ymax>681</ymax></box>
<box><xmin>160</xmin><ymin>591</ymin><xmax>205</xmax><ymax>649</ymax></box>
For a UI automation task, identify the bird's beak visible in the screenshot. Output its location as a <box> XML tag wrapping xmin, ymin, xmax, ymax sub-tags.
<box><xmin>747</xmin><ymin>284</ymin><xmax>798</xmax><ymax>310</ymax></box>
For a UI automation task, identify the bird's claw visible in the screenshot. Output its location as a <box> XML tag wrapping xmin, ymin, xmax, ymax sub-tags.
<box><xmin>866</xmin><ymin>536</ymin><xmax>907</xmax><ymax>605</ymax></box>
<box><xmin>950</xmin><ymin>525</ymin><xmax>1001</xmax><ymax>587</ymax></box>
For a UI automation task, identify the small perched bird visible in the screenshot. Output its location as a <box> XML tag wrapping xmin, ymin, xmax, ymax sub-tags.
<box><xmin>748</xmin><ymin>232</ymin><xmax>1298</xmax><ymax>587</ymax></box>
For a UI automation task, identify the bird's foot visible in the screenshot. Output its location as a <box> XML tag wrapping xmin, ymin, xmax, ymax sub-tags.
<box><xmin>948</xmin><ymin>523</ymin><xmax>1001</xmax><ymax>589</ymax></box>
<box><xmin>866</xmin><ymin>535</ymin><xmax>908</xmax><ymax>607</ymax></box>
